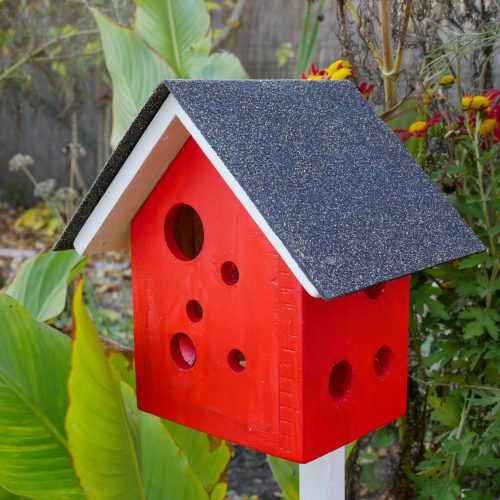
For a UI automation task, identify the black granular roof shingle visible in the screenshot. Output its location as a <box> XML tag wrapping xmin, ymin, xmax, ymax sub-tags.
<box><xmin>55</xmin><ymin>79</ymin><xmax>484</xmax><ymax>300</ymax></box>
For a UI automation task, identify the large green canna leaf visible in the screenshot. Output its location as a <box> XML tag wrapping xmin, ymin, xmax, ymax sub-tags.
<box><xmin>66</xmin><ymin>278</ymin><xmax>145</xmax><ymax>499</ymax></box>
<box><xmin>0</xmin><ymin>293</ymin><xmax>82</xmax><ymax>498</ymax></box>
<box><xmin>267</xmin><ymin>456</ymin><xmax>299</xmax><ymax>500</ymax></box>
<box><xmin>135</xmin><ymin>0</ymin><xmax>210</xmax><ymax>78</ymax></box>
<box><xmin>163</xmin><ymin>421</ymin><xmax>230</xmax><ymax>493</ymax></box>
<box><xmin>4</xmin><ymin>250</ymin><xmax>87</xmax><ymax>322</ymax></box>
<box><xmin>93</xmin><ymin>9</ymin><xmax>175</xmax><ymax>147</ymax></box>
<box><xmin>0</xmin><ymin>485</ymin><xmax>21</xmax><ymax>499</ymax></box>
<box><xmin>140</xmin><ymin>411</ymin><xmax>208</xmax><ymax>499</ymax></box>
<box><xmin>67</xmin><ymin>279</ymin><xmax>208</xmax><ymax>499</ymax></box>
<box><xmin>189</xmin><ymin>52</ymin><xmax>247</xmax><ymax>79</ymax></box>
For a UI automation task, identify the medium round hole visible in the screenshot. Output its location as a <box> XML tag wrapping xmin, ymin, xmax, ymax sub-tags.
<box><xmin>165</xmin><ymin>204</ymin><xmax>204</xmax><ymax>260</ymax></box>
<box><xmin>221</xmin><ymin>261</ymin><xmax>239</xmax><ymax>286</ymax></box>
<box><xmin>329</xmin><ymin>360</ymin><xmax>352</xmax><ymax>402</ymax></box>
<box><xmin>228</xmin><ymin>349</ymin><xmax>246</xmax><ymax>373</ymax></box>
<box><xmin>186</xmin><ymin>300</ymin><xmax>203</xmax><ymax>323</ymax></box>
<box><xmin>170</xmin><ymin>333</ymin><xmax>197</xmax><ymax>370</ymax></box>
<box><xmin>365</xmin><ymin>283</ymin><xmax>385</xmax><ymax>299</ymax></box>
<box><xmin>374</xmin><ymin>345</ymin><xmax>393</xmax><ymax>378</ymax></box>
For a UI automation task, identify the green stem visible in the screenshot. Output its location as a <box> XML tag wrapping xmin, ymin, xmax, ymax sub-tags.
<box><xmin>294</xmin><ymin>3</ymin><xmax>312</xmax><ymax>77</ymax></box>
<box><xmin>448</xmin><ymin>394</ymin><xmax>471</xmax><ymax>481</ymax></box>
<box><xmin>302</xmin><ymin>0</ymin><xmax>324</xmax><ymax>73</ymax></box>
<box><xmin>471</xmin><ymin>114</ymin><xmax>495</xmax><ymax>253</ymax></box>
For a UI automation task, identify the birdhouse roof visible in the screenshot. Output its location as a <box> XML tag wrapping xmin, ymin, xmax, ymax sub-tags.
<box><xmin>55</xmin><ymin>79</ymin><xmax>483</xmax><ymax>300</ymax></box>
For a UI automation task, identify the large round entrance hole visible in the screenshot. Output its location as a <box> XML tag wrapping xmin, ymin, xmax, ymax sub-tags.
<box><xmin>228</xmin><ymin>349</ymin><xmax>246</xmax><ymax>373</ymax></box>
<box><xmin>374</xmin><ymin>345</ymin><xmax>393</xmax><ymax>378</ymax></box>
<box><xmin>365</xmin><ymin>283</ymin><xmax>385</xmax><ymax>299</ymax></box>
<box><xmin>186</xmin><ymin>300</ymin><xmax>203</xmax><ymax>323</ymax></box>
<box><xmin>221</xmin><ymin>261</ymin><xmax>239</xmax><ymax>286</ymax></box>
<box><xmin>329</xmin><ymin>360</ymin><xmax>352</xmax><ymax>402</ymax></box>
<box><xmin>165</xmin><ymin>204</ymin><xmax>204</xmax><ymax>260</ymax></box>
<box><xmin>170</xmin><ymin>333</ymin><xmax>197</xmax><ymax>370</ymax></box>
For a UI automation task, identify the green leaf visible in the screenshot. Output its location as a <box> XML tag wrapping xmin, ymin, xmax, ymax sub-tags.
<box><xmin>66</xmin><ymin>278</ymin><xmax>145</xmax><ymax>499</ymax></box>
<box><xmin>140</xmin><ymin>411</ymin><xmax>208</xmax><ymax>500</ymax></box>
<box><xmin>426</xmin><ymin>298</ymin><xmax>451</xmax><ymax>320</ymax></box>
<box><xmin>0</xmin><ymin>485</ymin><xmax>21</xmax><ymax>500</ymax></box>
<box><xmin>190</xmin><ymin>52</ymin><xmax>247</xmax><ymax>79</ymax></box>
<box><xmin>372</xmin><ymin>427</ymin><xmax>395</xmax><ymax>449</ymax></box>
<box><xmin>420</xmin><ymin>477</ymin><xmax>461</xmax><ymax>500</ymax></box>
<box><xmin>428</xmin><ymin>395</ymin><xmax>461</xmax><ymax>428</ymax></box>
<box><xmin>458</xmin><ymin>253</ymin><xmax>490</xmax><ymax>269</ymax></box>
<box><xmin>109</xmin><ymin>351</ymin><xmax>136</xmax><ymax>389</ymax></box>
<box><xmin>93</xmin><ymin>9</ymin><xmax>175</xmax><ymax>147</ymax></box>
<box><xmin>4</xmin><ymin>250</ymin><xmax>86</xmax><ymax>322</ymax></box>
<box><xmin>361</xmin><ymin>463</ymin><xmax>379</xmax><ymax>490</ymax></box>
<box><xmin>0</xmin><ymin>293</ymin><xmax>82</xmax><ymax>498</ymax></box>
<box><xmin>67</xmin><ymin>279</ymin><xmax>208</xmax><ymax>499</ymax></box>
<box><xmin>135</xmin><ymin>0</ymin><xmax>210</xmax><ymax>77</ymax></box>
<box><xmin>163</xmin><ymin>420</ymin><xmax>230</xmax><ymax>492</ymax></box>
<box><xmin>267</xmin><ymin>455</ymin><xmax>299</xmax><ymax>500</ymax></box>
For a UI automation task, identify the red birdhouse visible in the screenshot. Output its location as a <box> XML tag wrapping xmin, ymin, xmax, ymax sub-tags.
<box><xmin>56</xmin><ymin>80</ymin><xmax>483</xmax><ymax>463</ymax></box>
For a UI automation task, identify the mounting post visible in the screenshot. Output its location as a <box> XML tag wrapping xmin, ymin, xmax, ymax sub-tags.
<box><xmin>299</xmin><ymin>446</ymin><xmax>345</xmax><ymax>499</ymax></box>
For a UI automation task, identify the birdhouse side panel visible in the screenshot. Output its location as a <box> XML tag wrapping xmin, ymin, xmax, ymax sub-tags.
<box><xmin>301</xmin><ymin>277</ymin><xmax>410</xmax><ymax>462</ymax></box>
<box><xmin>131</xmin><ymin>137</ymin><xmax>305</xmax><ymax>459</ymax></box>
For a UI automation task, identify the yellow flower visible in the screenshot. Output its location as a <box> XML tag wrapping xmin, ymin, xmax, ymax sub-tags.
<box><xmin>478</xmin><ymin>118</ymin><xmax>498</xmax><ymax>135</ymax></box>
<box><xmin>461</xmin><ymin>95</ymin><xmax>473</xmax><ymax>110</ymax></box>
<box><xmin>423</xmin><ymin>87</ymin><xmax>435</xmax><ymax>104</ymax></box>
<box><xmin>326</xmin><ymin>60</ymin><xmax>352</xmax><ymax>80</ymax></box>
<box><xmin>439</xmin><ymin>75</ymin><xmax>457</xmax><ymax>86</ymax></box>
<box><xmin>327</xmin><ymin>59</ymin><xmax>351</xmax><ymax>73</ymax></box>
<box><xmin>329</xmin><ymin>67</ymin><xmax>352</xmax><ymax>80</ymax></box>
<box><xmin>408</xmin><ymin>120</ymin><xmax>428</xmax><ymax>134</ymax></box>
<box><xmin>305</xmin><ymin>74</ymin><xmax>324</xmax><ymax>80</ymax></box>
<box><xmin>461</xmin><ymin>95</ymin><xmax>490</xmax><ymax>111</ymax></box>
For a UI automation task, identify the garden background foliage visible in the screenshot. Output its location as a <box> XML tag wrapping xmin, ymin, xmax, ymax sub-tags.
<box><xmin>0</xmin><ymin>0</ymin><xmax>499</xmax><ymax>498</ymax></box>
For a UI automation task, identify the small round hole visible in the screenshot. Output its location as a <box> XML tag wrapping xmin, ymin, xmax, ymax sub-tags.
<box><xmin>228</xmin><ymin>349</ymin><xmax>246</xmax><ymax>373</ymax></box>
<box><xmin>374</xmin><ymin>346</ymin><xmax>393</xmax><ymax>378</ymax></box>
<box><xmin>165</xmin><ymin>204</ymin><xmax>204</xmax><ymax>260</ymax></box>
<box><xmin>170</xmin><ymin>333</ymin><xmax>197</xmax><ymax>370</ymax></box>
<box><xmin>221</xmin><ymin>261</ymin><xmax>239</xmax><ymax>286</ymax></box>
<box><xmin>365</xmin><ymin>283</ymin><xmax>385</xmax><ymax>299</ymax></box>
<box><xmin>329</xmin><ymin>360</ymin><xmax>352</xmax><ymax>402</ymax></box>
<box><xmin>186</xmin><ymin>300</ymin><xmax>203</xmax><ymax>323</ymax></box>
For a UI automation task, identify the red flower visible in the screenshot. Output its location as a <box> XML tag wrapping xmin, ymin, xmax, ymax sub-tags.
<box><xmin>393</xmin><ymin>112</ymin><xmax>441</xmax><ymax>142</ymax></box>
<box><xmin>301</xmin><ymin>64</ymin><xmax>328</xmax><ymax>80</ymax></box>
<box><xmin>357</xmin><ymin>82</ymin><xmax>375</xmax><ymax>99</ymax></box>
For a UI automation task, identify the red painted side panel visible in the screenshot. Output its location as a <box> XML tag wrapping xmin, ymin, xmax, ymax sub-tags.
<box><xmin>131</xmin><ymin>136</ymin><xmax>410</xmax><ymax>463</ymax></box>
<box><xmin>131</xmin><ymin>137</ymin><xmax>304</xmax><ymax>460</ymax></box>
<box><xmin>301</xmin><ymin>277</ymin><xmax>410</xmax><ymax>462</ymax></box>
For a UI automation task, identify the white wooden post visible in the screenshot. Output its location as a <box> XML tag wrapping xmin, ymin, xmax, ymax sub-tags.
<box><xmin>299</xmin><ymin>446</ymin><xmax>345</xmax><ymax>500</ymax></box>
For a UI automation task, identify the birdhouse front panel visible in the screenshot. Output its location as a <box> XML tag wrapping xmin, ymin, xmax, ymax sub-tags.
<box><xmin>131</xmin><ymin>137</ymin><xmax>305</xmax><ymax>459</ymax></box>
<box><xmin>131</xmin><ymin>136</ymin><xmax>411</xmax><ymax>462</ymax></box>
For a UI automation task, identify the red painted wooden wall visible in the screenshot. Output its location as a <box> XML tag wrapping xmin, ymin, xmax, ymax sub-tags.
<box><xmin>131</xmin><ymin>137</ymin><xmax>410</xmax><ymax>463</ymax></box>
